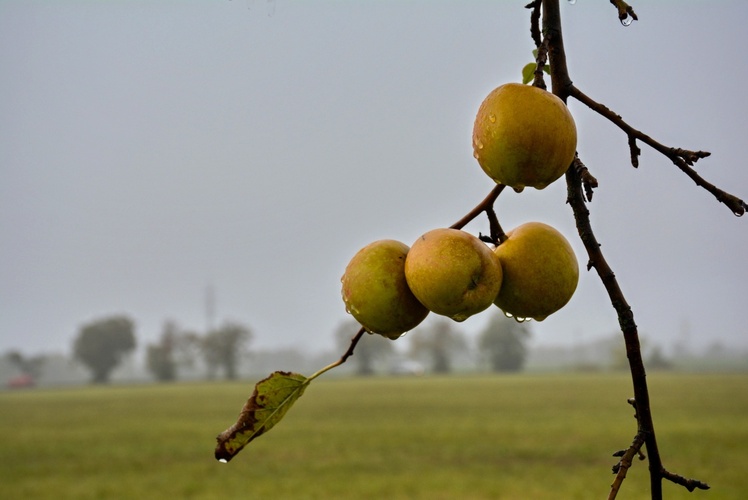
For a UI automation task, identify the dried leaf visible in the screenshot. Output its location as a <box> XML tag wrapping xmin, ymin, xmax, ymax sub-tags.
<box><xmin>215</xmin><ymin>371</ymin><xmax>309</xmax><ymax>462</ymax></box>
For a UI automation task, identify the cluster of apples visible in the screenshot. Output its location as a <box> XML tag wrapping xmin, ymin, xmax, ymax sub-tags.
<box><xmin>341</xmin><ymin>83</ymin><xmax>580</xmax><ymax>339</ymax></box>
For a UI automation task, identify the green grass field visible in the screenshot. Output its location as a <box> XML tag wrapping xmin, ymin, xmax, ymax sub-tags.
<box><xmin>1</xmin><ymin>373</ymin><xmax>746</xmax><ymax>499</ymax></box>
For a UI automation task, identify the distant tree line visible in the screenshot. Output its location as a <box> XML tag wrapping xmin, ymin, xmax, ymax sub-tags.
<box><xmin>10</xmin><ymin>308</ymin><xmax>717</xmax><ymax>389</ymax></box>
<box><xmin>67</xmin><ymin>312</ymin><xmax>530</xmax><ymax>384</ymax></box>
<box><xmin>146</xmin><ymin>320</ymin><xmax>252</xmax><ymax>382</ymax></box>
<box><xmin>66</xmin><ymin>314</ymin><xmax>252</xmax><ymax>384</ymax></box>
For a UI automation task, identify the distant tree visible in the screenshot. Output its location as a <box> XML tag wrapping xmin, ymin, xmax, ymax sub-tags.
<box><xmin>335</xmin><ymin>320</ymin><xmax>395</xmax><ymax>376</ymax></box>
<box><xmin>73</xmin><ymin>315</ymin><xmax>136</xmax><ymax>384</ymax></box>
<box><xmin>611</xmin><ymin>337</ymin><xmax>672</xmax><ymax>372</ymax></box>
<box><xmin>202</xmin><ymin>321</ymin><xmax>252</xmax><ymax>380</ymax></box>
<box><xmin>646</xmin><ymin>345</ymin><xmax>672</xmax><ymax>371</ymax></box>
<box><xmin>5</xmin><ymin>350</ymin><xmax>46</xmax><ymax>379</ymax></box>
<box><xmin>478</xmin><ymin>312</ymin><xmax>531</xmax><ymax>373</ymax></box>
<box><xmin>146</xmin><ymin>320</ymin><xmax>179</xmax><ymax>382</ymax></box>
<box><xmin>409</xmin><ymin>319</ymin><xmax>468</xmax><ymax>374</ymax></box>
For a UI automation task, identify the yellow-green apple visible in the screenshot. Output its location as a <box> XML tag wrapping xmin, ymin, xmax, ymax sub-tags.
<box><xmin>473</xmin><ymin>82</ymin><xmax>577</xmax><ymax>190</ymax></box>
<box><xmin>493</xmin><ymin>222</ymin><xmax>578</xmax><ymax>321</ymax></box>
<box><xmin>404</xmin><ymin>228</ymin><xmax>503</xmax><ymax>322</ymax></box>
<box><xmin>341</xmin><ymin>239</ymin><xmax>429</xmax><ymax>339</ymax></box>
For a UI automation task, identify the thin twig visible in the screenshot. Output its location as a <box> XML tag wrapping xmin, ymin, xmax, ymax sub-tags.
<box><xmin>608</xmin><ymin>431</ymin><xmax>647</xmax><ymax>500</ymax></box>
<box><xmin>572</xmin><ymin>154</ymin><xmax>598</xmax><ymax>202</ymax></box>
<box><xmin>525</xmin><ymin>1</ymin><xmax>542</xmax><ymax>48</ymax></box>
<box><xmin>339</xmin><ymin>327</ymin><xmax>366</xmax><ymax>364</ymax></box>
<box><xmin>450</xmin><ymin>183</ymin><xmax>506</xmax><ymax>239</ymax></box>
<box><xmin>307</xmin><ymin>326</ymin><xmax>366</xmax><ymax>381</ymax></box>
<box><xmin>533</xmin><ymin>36</ymin><xmax>550</xmax><ymax>90</ymax></box>
<box><xmin>569</xmin><ymin>84</ymin><xmax>747</xmax><ymax>216</ymax></box>
<box><xmin>661</xmin><ymin>469</ymin><xmax>711</xmax><ymax>493</ymax></box>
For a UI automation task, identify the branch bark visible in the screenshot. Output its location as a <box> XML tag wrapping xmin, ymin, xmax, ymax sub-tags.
<box><xmin>450</xmin><ymin>183</ymin><xmax>506</xmax><ymax>244</ymax></box>
<box><xmin>569</xmin><ymin>85</ymin><xmax>747</xmax><ymax>216</ymax></box>
<box><xmin>541</xmin><ymin>0</ymin><xmax>665</xmax><ymax>496</ymax></box>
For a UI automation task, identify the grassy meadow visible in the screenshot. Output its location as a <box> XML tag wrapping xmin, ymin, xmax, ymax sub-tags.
<box><xmin>1</xmin><ymin>373</ymin><xmax>747</xmax><ymax>499</ymax></box>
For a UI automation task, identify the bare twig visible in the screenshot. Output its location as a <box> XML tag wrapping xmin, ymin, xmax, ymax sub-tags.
<box><xmin>450</xmin><ymin>183</ymin><xmax>506</xmax><ymax>244</ymax></box>
<box><xmin>572</xmin><ymin>154</ymin><xmax>598</xmax><ymax>202</ymax></box>
<box><xmin>525</xmin><ymin>1</ymin><xmax>542</xmax><ymax>48</ymax></box>
<box><xmin>609</xmin><ymin>431</ymin><xmax>647</xmax><ymax>500</ymax></box>
<box><xmin>661</xmin><ymin>469</ymin><xmax>711</xmax><ymax>493</ymax></box>
<box><xmin>532</xmin><ymin>36</ymin><xmax>550</xmax><ymax>90</ymax></box>
<box><xmin>569</xmin><ymin>85</ymin><xmax>747</xmax><ymax>216</ymax></box>
<box><xmin>339</xmin><ymin>326</ymin><xmax>366</xmax><ymax>364</ymax></box>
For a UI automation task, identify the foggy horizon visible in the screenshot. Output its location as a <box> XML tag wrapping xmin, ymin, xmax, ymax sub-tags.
<box><xmin>2</xmin><ymin>1</ymin><xmax>747</xmax><ymax>360</ymax></box>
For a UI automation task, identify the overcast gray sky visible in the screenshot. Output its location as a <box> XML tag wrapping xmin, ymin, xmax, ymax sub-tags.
<box><xmin>1</xmin><ymin>1</ymin><xmax>746</xmax><ymax>359</ymax></box>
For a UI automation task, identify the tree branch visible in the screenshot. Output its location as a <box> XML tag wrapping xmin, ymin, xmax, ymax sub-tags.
<box><xmin>532</xmin><ymin>36</ymin><xmax>550</xmax><ymax>90</ymax></box>
<box><xmin>450</xmin><ymin>183</ymin><xmax>506</xmax><ymax>244</ymax></box>
<box><xmin>661</xmin><ymin>468</ymin><xmax>711</xmax><ymax>493</ymax></box>
<box><xmin>608</xmin><ymin>430</ymin><xmax>647</xmax><ymax>500</ymax></box>
<box><xmin>572</xmin><ymin>153</ymin><xmax>598</xmax><ymax>202</ymax></box>
<box><xmin>565</xmin><ymin>157</ymin><xmax>665</xmax><ymax>499</ymax></box>
<box><xmin>542</xmin><ymin>0</ymin><xmax>667</xmax><ymax>497</ymax></box>
<box><xmin>525</xmin><ymin>1</ymin><xmax>542</xmax><ymax>49</ymax></box>
<box><xmin>569</xmin><ymin>85</ymin><xmax>747</xmax><ymax>216</ymax></box>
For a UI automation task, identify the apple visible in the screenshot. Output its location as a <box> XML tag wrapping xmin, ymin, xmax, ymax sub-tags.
<box><xmin>404</xmin><ymin>228</ymin><xmax>503</xmax><ymax>322</ymax></box>
<box><xmin>473</xmin><ymin>82</ymin><xmax>577</xmax><ymax>190</ymax></box>
<box><xmin>341</xmin><ymin>239</ymin><xmax>429</xmax><ymax>339</ymax></box>
<box><xmin>493</xmin><ymin>222</ymin><xmax>579</xmax><ymax>321</ymax></box>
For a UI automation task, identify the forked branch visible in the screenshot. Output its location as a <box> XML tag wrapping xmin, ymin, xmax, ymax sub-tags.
<box><xmin>609</xmin><ymin>428</ymin><xmax>647</xmax><ymax>500</ymax></box>
<box><xmin>450</xmin><ymin>183</ymin><xmax>506</xmax><ymax>244</ymax></box>
<box><xmin>569</xmin><ymin>85</ymin><xmax>747</xmax><ymax>216</ymax></box>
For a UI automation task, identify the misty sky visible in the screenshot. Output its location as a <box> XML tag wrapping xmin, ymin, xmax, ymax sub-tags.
<box><xmin>1</xmin><ymin>1</ymin><xmax>747</xmax><ymax>359</ymax></box>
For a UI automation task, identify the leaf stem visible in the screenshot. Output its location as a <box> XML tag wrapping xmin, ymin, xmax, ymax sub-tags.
<box><xmin>307</xmin><ymin>326</ymin><xmax>366</xmax><ymax>381</ymax></box>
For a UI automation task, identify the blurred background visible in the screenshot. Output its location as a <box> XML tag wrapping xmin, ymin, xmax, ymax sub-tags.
<box><xmin>2</xmin><ymin>0</ymin><xmax>747</xmax><ymax>386</ymax></box>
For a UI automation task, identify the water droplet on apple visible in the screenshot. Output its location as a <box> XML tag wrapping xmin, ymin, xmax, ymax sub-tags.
<box><xmin>476</xmin><ymin>139</ymin><xmax>484</xmax><ymax>150</ymax></box>
<box><xmin>451</xmin><ymin>313</ymin><xmax>469</xmax><ymax>322</ymax></box>
<box><xmin>473</xmin><ymin>151</ymin><xmax>480</xmax><ymax>160</ymax></box>
<box><xmin>488</xmin><ymin>113</ymin><xmax>496</xmax><ymax>123</ymax></box>
<box><xmin>733</xmin><ymin>209</ymin><xmax>744</xmax><ymax>217</ymax></box>
<box><xmin>503</xmin><ymin>311</ymin><xmax>513</xmax><ymax>318</ymax></box>
<box><xmin>218</xmin><ymin>458</ymin><xmax>228</xmax><ymax>464</ymax></box>
<box><xmin>621</xmin><ymin>17</ymin><xmax>633</xmax><ymax>26</ymax></box>
<box><xmin>513</xmin><ymin>186</ymin><xmax>525</xmax><ymax>193</ymax></box>
<box><xmin>398</xmin><ymin>331</ymin><xmax>409</xmax><ymax>338</ymax></box>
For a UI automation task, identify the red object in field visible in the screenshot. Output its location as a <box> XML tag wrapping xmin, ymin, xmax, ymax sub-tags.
<box><xmin>7</xmin><ymin>374</ymin><xmax>35</xmax><ymax>389</ymax></box>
